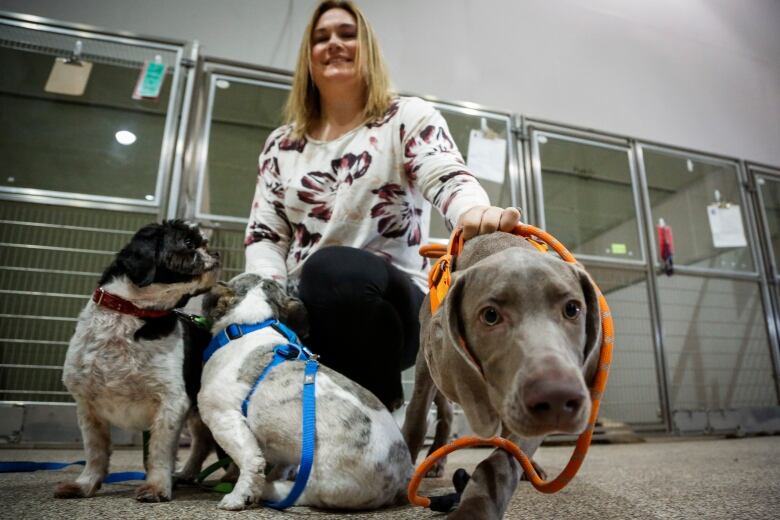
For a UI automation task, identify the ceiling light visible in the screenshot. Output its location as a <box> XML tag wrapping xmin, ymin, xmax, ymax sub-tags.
<box><xmin>216</xmin><ymin>79</ymin><xmax>230</xmax><ymax>89</ymax></box>
<box><xmin>115</xmin><ymin>130</ymin><xmax>137</xmax><ymax>145</ymax></box>
<box><xmin>145</xmin><ymin>195</ymin><xmax>154</xmax><ymax>201</ymax></box>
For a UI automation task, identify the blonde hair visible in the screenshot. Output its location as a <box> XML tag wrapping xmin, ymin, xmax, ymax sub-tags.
<box><xmin>284</xmin><ymin>0</ymin><xmax>394</xmax><ymax>138</ymax></box>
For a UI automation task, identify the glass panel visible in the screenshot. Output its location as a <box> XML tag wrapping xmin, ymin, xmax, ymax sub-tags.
<box><xmin>643</xmin><ymin>148</ymin><xmax>753</xmax><ymax>272</ymax></box>
<box><xmin>586</xmin><ymin>266</ymin><xmax>662</xmax><ymax>424</ymax></box>
<box><xmin>537</xmin><ymin>134</ymin><xmax>642</xmax><ymax>260</ymax></box>
<box><xmin>200</xmin><ymin>77</ymin><xmax>289</xmax><ymax>219</ymax></box>
<box><xmin>430</xmin><ymin>108</ymin><xmax>512</xmax><ymax>240</ymax></box>
<box><xmin>0</xmin><ymin>42</ymin><xmax>176</xmax><ymax>202</ymax></box>
<box><xmin>657</xmin><ymin>275</ymin><xmax>776</xmax><ymax>410</ymax></box>
<box><xmin>755</xmin><ymin>175</ymin><xmax>780</xmax><ymax>276</ymax></box>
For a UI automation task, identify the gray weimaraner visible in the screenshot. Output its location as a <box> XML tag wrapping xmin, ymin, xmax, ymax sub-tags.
<box><xmin>403</xmin><ymin>231</ymin><xmax>602</xmax><ymax>519</ymax></box>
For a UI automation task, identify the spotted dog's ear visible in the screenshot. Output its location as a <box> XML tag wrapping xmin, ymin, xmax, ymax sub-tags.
<box><xmin>280</xmin><ymin>296</ymin><xmax>309</xmax><ymax>339</ymax></box>
<box><xmin>202</xmin><ymin>283</ymin><xmax>235</xmax><ymax>324</ymax></box>
<box><xmin>260</xmin><ymin>278</ymin><xmax>309</xmax><ymax>339</ymax></box>
<box><xmin>116</xmin><ymin>225</ymin><xmax>160</xmax><ymax>287</ymax></box>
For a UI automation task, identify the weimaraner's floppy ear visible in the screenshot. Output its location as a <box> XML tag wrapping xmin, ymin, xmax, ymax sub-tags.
<box><xmin>426</xmin><ymin>268</ymin><xmax>502</xmax><ymax>438</ymax></box>
<box><xmin>571</xmin><ymin>262</ymin><xmax>603</xmax><ymax>386</ymax></box>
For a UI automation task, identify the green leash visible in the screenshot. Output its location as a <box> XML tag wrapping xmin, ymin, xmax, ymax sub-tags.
<box><xmin>195</xmin><ymin>457</ymin><xmax>234</xmax><ymax>493</ymax></box>
<box><xmin>142</xmin><ymin>431</ymin><xmax>150</xmax><ymax>468</ymax></box>
<box><xmin>174</xmin><ymin>310</ymin><xmax>212</xmax><ymax>330</ymax></box>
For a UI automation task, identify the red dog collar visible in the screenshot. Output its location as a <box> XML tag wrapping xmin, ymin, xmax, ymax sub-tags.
<box><xmin>92</xmin><ymin>287</ymin><xmax>172</xmax><ymax>318</ymax></box>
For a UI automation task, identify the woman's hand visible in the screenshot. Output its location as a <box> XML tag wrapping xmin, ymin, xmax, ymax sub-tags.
<box><xmin>457</xmin><ymin>206</ymin><xmax>522</xmax><ymax>240</ymax></box>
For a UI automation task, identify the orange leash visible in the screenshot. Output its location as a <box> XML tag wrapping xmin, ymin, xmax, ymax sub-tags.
<box><xmin>408</xmin><ymin>224</ymin><xmax>615</xmax><ymax>507</ymax></box>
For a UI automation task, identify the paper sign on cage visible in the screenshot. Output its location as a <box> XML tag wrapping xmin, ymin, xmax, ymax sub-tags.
<box><xmin>133</xmin><ymin>57</ymin><xmax>167</xmax><ymax>100</ymax></box>
<box><xmin>706</xmin><ymin>204</ymin><xmax>747</xmax><ymax>248</ymax></box>
<box><xmin>467</xmin><ymin>129</ymin><xmax>506</xmax><ymax>184</ymax></box>
<box><xmin>44</xmin><ymin>57</ymin><xmax>93</xmax><ymax>96</ymax></box>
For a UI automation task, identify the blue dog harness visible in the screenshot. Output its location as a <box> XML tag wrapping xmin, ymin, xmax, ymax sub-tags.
<box><xmin>204</xmin><ymin>319</ymin><xmax>319</xmax><ymax>510</ymax></box>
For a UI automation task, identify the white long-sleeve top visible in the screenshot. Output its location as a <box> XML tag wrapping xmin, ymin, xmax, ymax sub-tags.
<box><xmin>244</xmin><ymin>96</ymin><xmax>490</xmax><ymax>293</ymax></box>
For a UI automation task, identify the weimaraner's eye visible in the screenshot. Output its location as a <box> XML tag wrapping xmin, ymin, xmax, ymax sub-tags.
<box><xmin>563</xmin><ymin>300</ymin><xmax>581</xmax><ymax>320</ymax></box>
<box><xmin>480</xmin><ymin>306</ymin><xmax>502</xmax><ymax>326</ymax></box>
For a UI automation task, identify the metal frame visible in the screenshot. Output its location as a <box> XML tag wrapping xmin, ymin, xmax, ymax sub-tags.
<box><xmin>194</xmin><ymin>73</ymin><xmax>292</xmax><ymax>224</ymax></box>
<box><xmin>2</xmin><ymin>12</ymin><xmax>779</xmax><ymax>437</ymax></box>
<box><xmin>637</xmin><ymin>143</ymin><xmax>761</xmax><ymax>279</ymax></box>
<box><xmin>634</xmin><ymin>143</ymin><xmax>675</xmax><ymax>430</ymax></box>
<box><xmin>526</xmin><ymin>126</ymin><xmax>648</xmax><ymax>267</ymax></box>
<box><xmin>0</xmin><ymin>13</ymin><xmax>192</xmax><ymax>415</ymax></box>
<box><xmin>748</xmin><ymin>164</ymin><xmax>780</xmax><ymax>280</ymax></box>
<box><xmin>0</xmin><ymin>12</ymin><xmax>187</xmax><ymax>217</ymax></box>
<box><xmin>516</xmin><ymin>114</ymin><xmax>536</xmax><ymax>226</ymax></box>
<box><xmin>177</xmin><ymin>57</ymin><xmax>294</xmax><ymax>230</ymax></box>
<box><xmin>0</xmin><ymin>11</ymin><xmax>188</xmax><ymax>47</ymax></box>
<box><xmin>744</xmin><ymin>162</ymin><xmax>780</xmax><ymax>401</ymax></box>
<box><xmin>518</xmin><ymin>117</ymin><xmax>780</xmax><ymax>428</ymax></box>
<box><xmin>638</xmin><ymin>144</ymin><xmax>780</xmax><ymax>421</ymax></box>
<box><xmin>165</xmin><ymin>41</ymin><xmax>200</xmax><ymax>219</ymax></box>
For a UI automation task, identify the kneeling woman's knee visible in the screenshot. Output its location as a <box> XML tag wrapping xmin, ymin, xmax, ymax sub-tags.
<box><xmin>299</xmin><ymin>247</ymin><xmax>387</xmax><ymax>306</ymax></box>
<box><xmin>301</xmin><ymin>247</ymin><xmax>350</xmax><ymax>281</ymax></box>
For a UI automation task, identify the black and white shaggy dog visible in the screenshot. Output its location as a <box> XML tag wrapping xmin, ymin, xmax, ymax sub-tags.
<box><xmin>54</xmin><ymin>220</ymin><xmax>220</xmax><ymax>502</ymax></box>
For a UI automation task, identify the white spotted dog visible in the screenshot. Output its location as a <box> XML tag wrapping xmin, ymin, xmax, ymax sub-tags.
<box><xmin>55</xmin><ymin>220</ymin><xmax>220</xmax><ymax>502</ymax></box>
<box><xmin>198</xmin><ymin>273</ymin><xmax>413</xmax><ymax>511</ymax></box>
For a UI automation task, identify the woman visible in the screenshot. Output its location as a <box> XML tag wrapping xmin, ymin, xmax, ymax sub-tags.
<box><xmin>245</xmin><ymin>0</ymin><xmax>520</xmax><ymax>410</ymax></box>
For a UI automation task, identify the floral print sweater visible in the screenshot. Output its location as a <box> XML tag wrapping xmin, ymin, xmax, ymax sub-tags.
<box><xmin>244</xmin><ymin>96</ymin><xmax>490</xmax><ymax>293</ymax></box>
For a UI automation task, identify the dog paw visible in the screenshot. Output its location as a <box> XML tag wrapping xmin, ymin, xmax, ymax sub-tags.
<box><xmin>520</xmin><ymin>460</ymin><xmax>547</xmax><ymax>481</ymax></box>
<box><xmin>266</xmin><ymin>463</ymin><xmax>297</xmax><ymax>482</ymax></box>
<box><xmin>447</xmin><ymin>501</ymin><xmax>495</xmax><ymax>520</ymax></box>
<box><xmin>173</xmin><ymin>471</ymin><xmax>197</xmax><ymax>485</ymax></box>
<box><xmin>425</xmin><ymin>459</ymin><xmax>446</xmax><ymax>478</ymax></box>
<box><xmin>220</xmin><ymin>463</ymin><xmax>239</xmax><ymax>483</ymax></box>
<box><xmin>218</xmin><ymin>491</ymin><xmax>252</xmax><ymax>510</ymax></box>
<box><xmin>135</xmin><ymin>483</ymin><xmax>171</xmax><ymax>502</ymax></box>
<box><xmin>452</xmin><ymin>468</ymin><xmax>471</xmax><ymax>493</ymax></box>
<box><xmin>54</xmin><ymin>481</ymin><xmax>89</xmax><ymax>499</ymax></box>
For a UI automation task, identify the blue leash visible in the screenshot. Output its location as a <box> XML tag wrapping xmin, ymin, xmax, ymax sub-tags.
<box><xmin>0</xmin><ymin>460</ymin><xmax>145</xmax><ymax>482</ymax></box>
<box><xmin>0</xmin><ymin>460</ymin><xmax>85</xmax><ymax>472</ymax></box>
<box><xmin>104</xmin><ymin>471</ymin><xmax>146</xmax><ymax>483</ymax></box>
<box><xmin>205</xmin><ymin>319</ymin><xmax>318</xmax><ymax>510</ymax></box>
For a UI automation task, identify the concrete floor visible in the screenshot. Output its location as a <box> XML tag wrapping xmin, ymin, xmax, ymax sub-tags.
<box><xmin>1</xmin><ymin>435</ymin><xmax>778</xmax><ymax>519</ymax></box>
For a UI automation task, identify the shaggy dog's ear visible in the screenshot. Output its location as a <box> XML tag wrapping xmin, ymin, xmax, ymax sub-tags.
<box><xmin>117</xmin><ymin>226</ymin><xmax>160</xmax><ymax>287</ymax></box>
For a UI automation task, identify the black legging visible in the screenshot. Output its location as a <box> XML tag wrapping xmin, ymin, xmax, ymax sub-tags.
<box><xmin>298</xmin><ymin>246</ymin><xmax>424</xmax><ymax>410</ymax></box>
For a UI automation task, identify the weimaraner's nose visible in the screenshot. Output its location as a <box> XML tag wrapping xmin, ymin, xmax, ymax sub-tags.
<box><xmin>523</xmin><ymin>377</ymin><xmax>586</xmax><ymax>425</ymax></box>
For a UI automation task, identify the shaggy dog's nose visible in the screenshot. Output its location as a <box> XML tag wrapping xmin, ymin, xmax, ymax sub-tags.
<box><xmin>523</xmin><ymin>377</ymin><xmax>585</xmax><ymax>426</ymax></box>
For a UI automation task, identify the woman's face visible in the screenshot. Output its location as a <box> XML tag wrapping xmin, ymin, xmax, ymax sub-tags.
<box><xmin>310</xmin><ymin>8</ymin><xmax>361</xmax><ymax>91</ymax></box>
